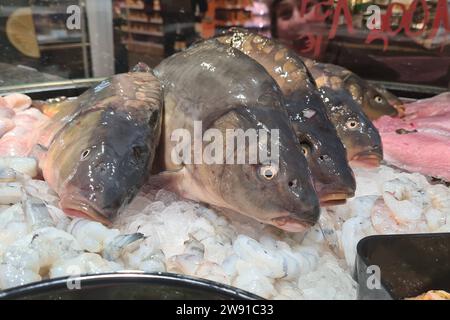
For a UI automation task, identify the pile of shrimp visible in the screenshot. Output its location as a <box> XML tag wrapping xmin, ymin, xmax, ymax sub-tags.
<box><xmin>0</xmin><ymin>93</ymin><xmax>49</xmax><ymax>157</ymax></box>
<box><xmin>0</xmin><ymin>170</ymin><xmax>356</xmax><ymax>299</ymax></box>
<box><xmin>113</xmin><ymin>189</ymin><xmax>356</xmax><ymax>299</ymax></box>
<box><xmin>320</xmin><ymin>165</ymin><xmax>450</xmax><ymax>269</ymax></box>
<box><xmin>0</xmin><ymin>169</ymin><xmax>145</xmax><ymax>290</ymax></box>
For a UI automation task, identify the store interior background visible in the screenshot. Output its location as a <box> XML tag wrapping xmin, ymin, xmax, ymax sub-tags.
<box><xmin>0</xmin><ymin>0</ymin><xmax>449</xmax><ymax>88</ymax></box>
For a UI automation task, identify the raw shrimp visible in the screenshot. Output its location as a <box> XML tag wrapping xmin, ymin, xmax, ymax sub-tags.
<box><xmin>0</xmin><ymin>106</ymin><xmax>15</xmax><ymax>119</ymax></box>
<box><xmin>0</xmin><ymin>118</ymin><xmax>14</xmax><ymax>138</ymax></box>
<box><xmin>0</xmin><ymin>157</ymin><xmax>38</xmax><ymax>177</ymax></box>
<box><xmin>273</xmin><ymin>280</ymin><xmax>304</xmax><ymax>299</ymax></box>
<box><xmin>0</xmin><ymin>108</ymin><xmax>48</xmax><ymax>157</ymax></box>
<box><xmin>50</xmin><ymin>253</ymin><xmax>122</xmax><ymax>279</ymax></box>
<box><xmin>0</xmin><ymin>204</ymin><xmax>28</xmax><ymax>256</ymax></box>
<box><xmin>370</xmin><ymin>178</ymin><xmax>429</xmax><ymax>234</ymax></box>
<box><xmin>66</xmin><ymin>218</ymin><xmax>144</xmax><ymax>261</ymax></box>
<box><xmin>425</xmin><ymin>185</ymin><xmax>450</xmax><ymax>231</ymax></box>
<box><xmin>167</xmin><ymin>235</ymin><xmax>205</xmax><ymax>275</ymax></box>
<box><xmin>124</xmin><ymin>242</ymin><xmax>166</xmax><ymax>273</ymax></box>
<box><xmin>382</xmin><ymin>178</ymin><xmax>427</xmax><ymax>222</ymax></box>
<box><xmin>371</xmin><ymin>198</ymin><xmax>428</xmax><ymax>234</ymax></box>
<box><xmin>195</xmin><ymin>261</ymin><xmax>229</xmax><ymax>285</ymax></box>
<box><xmin>232</xmin><ymin>260</ymin><xmax>275</xmax><ymax>299</ymax></box>
<box><xmin>1</xmin><ymin>93</ymin><xmax>32</xmax><ymax>111</ymax></box>
<box><xmin>0</xmin><ymin>227</ymin><xmax>82</xmax><ymax>289</ymax></box>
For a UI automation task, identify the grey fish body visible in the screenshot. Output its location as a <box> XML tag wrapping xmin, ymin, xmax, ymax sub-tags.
<box><xmin>154</xmin><ymin>40</ymin><xmax>320</xmax><ymax>232</ymax></box>
<box><xmin>303</xmin><ymin>58</ymin><xmax>404</xmax><ymax>120</ymax></box>
<box><xmin>33</xmin><ymin>66</ymin><xmax>163</xmax><ymax>224</ymax></box>
<box><xmin>216</xmin><ymin>29</ymin><xmax>356</xmax><ymax>204</ymax></box>
<box><xmin>298</xmin><ymin>58</ymin><xmax>383</xmax><ymax>167</ymax></box>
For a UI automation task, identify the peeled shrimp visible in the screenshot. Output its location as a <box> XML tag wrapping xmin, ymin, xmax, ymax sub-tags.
<box><xmin>371</xmin><ymin>198</ymin><xmax>428</xmax><ymax>234</ymax></box>
<box><xmin>1</xmin><ymin>93</ymin><xmax>32</xmax><ymax>111</ymax></box>
<box><xmin>195</xmin><ymin>261</ymin><xmax>229</xmax><ymax>285</ymax></box>
<box><xmin>0</xmin><ymin>118</ymin><xmax>14</xmax><ymax>138</ymax></box>
<box><xmin>0</xmin><ymin>227</ymin><xmax>82</xmax><ymax>289</ymax></box>
<box><xmin>0</xmin><ymin>106</ymin><xmax>15</xmax><ymax>119</ymax></box>
<box><xmin>371</xmin><ymin>178</ymin><xmax>429</xmax><ymax>234</ymax></box>
<box><xmin>0</xmin><ymin>157</ymin><xmax>37</xmax><ymax>178</ymax></box>
<box><xmin>232</xmin><ymin>262</ymin><xmax>275</xmax><ymax>299</ymax></box>
<box><xmin>425</xmin><ymin>185</ymin><xmax>450</xmax><ymax>231</ymax></box>
<box><xmin>382</xmin><ymin>178</ymin><xmax>427</xmax><ymax>223</ymax></box>
<box><xmin>124</xmin><ymin>243</ymin><xmax>166</xmax><ymax>273</ymax></box>
<box><xmin>66</xmin><ymin>218</ymin><xmax>144</xmax><ymax>261</ymax></box>
<box><xmin>50</xmin><ymin>253</ymin><xmax>122</xmax><ymax>279</ymax></box>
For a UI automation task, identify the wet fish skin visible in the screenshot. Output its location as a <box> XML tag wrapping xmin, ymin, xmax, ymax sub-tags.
<box><xmin>303</xmin><ymin>58</ymin><xmax>404</xmax><ymax>120</ymax></box>
<box><xmin>32</xmin><ymin>66</ymin><xmax>162</xmax><ymax>224</ymax></box>
<box><xmin>215</xmin><ymin>29</ymin><xmax>356</xmax><ymax>203</ymax></box>
<box><xmin>319</xmin><ymin>86</ymin><xmax>383</xmax><ymax>167</ymax></box>
<box><xmin>154</xmin><ymin>40</ymin><xmax>320</xmax><ymax>231</ymax></box>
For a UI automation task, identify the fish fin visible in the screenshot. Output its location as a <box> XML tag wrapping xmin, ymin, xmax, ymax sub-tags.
<box><xmin>131</xmin><ymin>62</ymin><xmax>151</xmax><ymax>73</ymax></box>
<box><xmin>31</xmin><ymin>98</ymin><xmax>70</xmax><ymax>117</ymax></box>
<box><xmin>342</xmin><ymin>74</ymin><xmax>363</xmax><ymax>100</ymax></box>
<box><xmin>28</xmin><ymin>143</ymin><xmax>48</xmax><ymax>167</ymax></box>
<box><xmin>147</xmin><ymin>169</ymin><xmax>186</xmax><ymax>194</ymax></box>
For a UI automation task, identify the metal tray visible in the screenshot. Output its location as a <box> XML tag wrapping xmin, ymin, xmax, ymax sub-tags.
<box><xmin>355</xmin><ymin>233</ymin><xmax>450</xmax><ymax>300</ymax></box>
<box><xmin>0</xmin><ymin>272</ymin><xmax>262</xmax><ymax>300</ymax></box>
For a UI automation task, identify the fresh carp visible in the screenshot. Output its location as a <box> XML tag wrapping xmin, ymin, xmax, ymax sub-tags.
<box><xmin>30</xmin><ymin>63</ymin><xmax>162</xmax><ymax>225</ymax></box>
<box><xmin>216</xmin><ymin>28</ymin><xmax>356</xmax><ymax>205</ymax></box>
<box><xmin>302</xmin><ymin>58</ymin><xmax>404</xmax><ymax>120</ymax></box>
<box><xmin>154</xmin><ymin>40</ymin><xmax>320</xmax><ymax>232</ymax></box>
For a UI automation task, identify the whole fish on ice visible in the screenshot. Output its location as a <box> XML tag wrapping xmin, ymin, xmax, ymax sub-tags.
<box><xmin>154</xmin><ymin>41</ymin><xmax>320</xmax><ymax>232</ymax></box>
<box><xmin>28</xmin><ymin>63</ymin><xmax>163</xmax><ymax>225</ymax></box>
<box><xmin>302</xmin><ymin>58</ymin><xmax>404</xmax><ymax>120</ymax></box>
<box><xmin>216</xmin><ymin>29</ymin><xmax>356</xmax><ymax>205</ymax></box>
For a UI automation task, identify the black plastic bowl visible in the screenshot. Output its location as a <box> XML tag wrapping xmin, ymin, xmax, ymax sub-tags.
<box><xmin>0</xmin><ymin>272</ymin><xmax>262</xmax><ymax>300</ymax></box>
<box><xmin>355</xmin><ymin>233</ymin><xmax>450</xmax><ymax>300</ymax></box>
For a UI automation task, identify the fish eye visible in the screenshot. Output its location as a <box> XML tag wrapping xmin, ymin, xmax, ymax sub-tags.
<box><xmin>259</xmin><ymin>164</ymin><xmax>278</xmax><ymax>180</ymax></box>
<box><xmin>374</xmin><ymin>95</ymin><xmax>384</xmax><ymax>104</ymax></box>
<box><xmin>345</xmin><ymin>119</ymin><xmax>359</xmax><ymax>130</ymax></box>
<box><xmin>80</xmin><ymin>148</ymin><xmax>90</xmax><ymax>160</ymax></box>
<box><xmin>300</xmin><ymin>143</ymin><xmax>311</xmax><ymax>157</ymax></box>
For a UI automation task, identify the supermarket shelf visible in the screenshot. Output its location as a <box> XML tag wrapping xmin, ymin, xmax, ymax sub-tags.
<box><xmin>39</xmin><ymin>42</ymin><xmax>90</xmax><ymax>51</ymax></box>
<box><xmin>125</xmin><ymin>5</ymin><xmax>160</xmax><ymax>12</ymax></box>
<box><xmin>121</xmin><ymin>27</ymin><xmax>164</xmax><ymax>37</ymax></box>
<box><xmin>127</xmin><ymin>17</ymin><xmax>163</xmax><ymax>24</ymax></box>
<box><xmin>122</xmin><ymin>40</ymin><xmax>164</xmax><ymax>55</ymax></box>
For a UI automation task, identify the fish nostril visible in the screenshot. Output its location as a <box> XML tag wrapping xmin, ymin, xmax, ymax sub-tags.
<box><xmin>288</xmin><ymin>179</ymin><xmax>297</xmax><ymax>188</ymax></box>
<box><xmin>96</xmin><ymin>162</ymin><xmax>107</xmax><ymax>174</ymax></box>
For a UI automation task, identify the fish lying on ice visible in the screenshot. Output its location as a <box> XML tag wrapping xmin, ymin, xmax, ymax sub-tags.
<box><xmin>216</xmin><ymin>29</ymin><xmax>356</xmax><ymax>206</ymax></box>
<box><xmin>318</xmin><ymin>87</ymin><xmax>383</xmax><ymax>168</ymax></box>
<box><xmin>28</xmin><ymin>63</ymin><xmax>163</xmax><ymax>225</ymax></box>
<box><xmin>154</xmin><ymin>40</ymin><xmax>320</xmax><ymax>232</ymax></box>
<box><xmin>301</xmin><ymin>58</ymin><xmax>404</xmax><ymax>120</ymax></box>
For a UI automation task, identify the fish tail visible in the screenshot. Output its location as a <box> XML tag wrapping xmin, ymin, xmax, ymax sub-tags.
<box><xmin>103</xmin><ymin>232</ymin><xmax>145</xmax><ymax>261</ymax></box>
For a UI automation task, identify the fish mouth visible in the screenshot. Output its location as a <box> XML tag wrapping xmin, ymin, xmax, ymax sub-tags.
<box><xmin>350</xmin><ymin>152</ymin><xmax>382</xmax><ymax>168</ymax></box>
<box><xmin>59</xmin><ymin>197</ymin><xmax>112</xmax><ymax>227</ymax></box>
<box><xmin>320</xmin><ymin>193</ymin><xmax>353</xmax><ymax>206</ymax></box>
<box><xmin>270</xmin><ymin>215</ymin><xmax>315</xmax><ymax>233</ymax></box>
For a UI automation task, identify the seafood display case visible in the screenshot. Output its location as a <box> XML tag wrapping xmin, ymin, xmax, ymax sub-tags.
<box><xmin>0</xmin><ymin>0</ymin><xmax>449</xmax><ymax>301</ymax></box>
